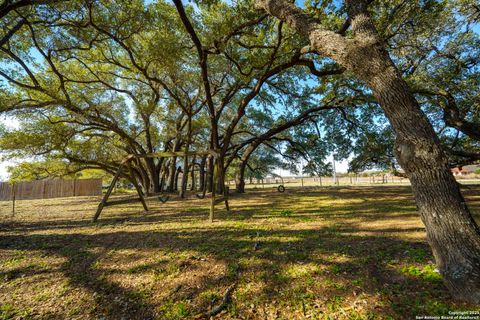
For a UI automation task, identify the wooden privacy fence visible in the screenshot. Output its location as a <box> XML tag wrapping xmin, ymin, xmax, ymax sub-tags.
<box><xmin>0</xmin><ymin>179</ymin><xmax>102</xmax><ymax>201</ymax></box>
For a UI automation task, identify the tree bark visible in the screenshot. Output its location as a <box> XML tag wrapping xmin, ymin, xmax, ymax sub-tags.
<box><xmin>173</xmin><ymin>167</ymin><xmax>183</xmax><ymax>191</ymax></box>
<box><xmin>159</xmin><ymin>173</ymin><xmax>165</xmax><ymax>192</ymax></box>
<box><xmin>190</xmin><ymin>159</ymin><xmax>196</xmax><ymax>191</ymax></box>
<box><xmin>255</xmin><ymin>0</ymin><xmax>480</xmax><ymax>303</ymax></box>
<box><xmin>166</xmin><ymin>158</ymin><xmax>177</xmax><ymax>192</ymax></box>
<box><xmin>143</xmin><ymin>157</ymin><xmax>160</xmax><ymax>194</ymax></box>
<box><xmin>207</xmin><ymin>156</ymin><xmax>214</xmax><ymax>193</ymax></box>
<box><xmin>199</xmin><ymin>156</ymin><xmax>206</xmax><ymax>192</ymax></box>
<box><xmin>132</xmin><ymin>159</ymin><xmax>151</xmax><ymax>194</ymax></box>
<box><xmin>180</xmin><ymin>117</ymin><xmax>193</xmax><ymax>198</ymax></box>
<box><xmin>235</xmin><ymin>143</ymin><xmax>258</xmax><ymax>193</ymax></box>
<box><xmin>235</xmin><ymin>161</ymin><xmax>247</xmax><ymax>193</ymax></box>
<box><xmin>159</xmin><ymin>158</ymin><xmax>168</xmax><ymax>192</ymax></box>
<box><xmin>180</xmin><ymin>157</ymin><xmax>189</xmax><ymax>197</ymax></box>
<box><xmin>174</xmin><ymin>166</ymin><xmax>182</xmax><ymax>192</ymax></box>
<box><xmin>369</xmin><ymin>64</ymin><xmax>480</xmax><ymax>303</ymax></box>
<box><xmin>215</xmin><ymin>155</ymin><xmax>226</xmax><ymax>194</ymax></box>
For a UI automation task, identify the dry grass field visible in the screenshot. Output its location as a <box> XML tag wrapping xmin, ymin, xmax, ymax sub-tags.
<box><xmin>1</xmin><ymin>186</ymin><xmax>479</xmax><ymax>319</ymax></box>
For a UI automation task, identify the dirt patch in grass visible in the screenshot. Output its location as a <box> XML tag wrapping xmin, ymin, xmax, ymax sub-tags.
<box><xmin>0</xmin><ymin>186</ymin><xmax>479</xmax><ymax>319</ymax></box>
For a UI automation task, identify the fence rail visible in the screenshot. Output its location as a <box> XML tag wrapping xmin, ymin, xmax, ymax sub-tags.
<box><xmin>0</xmin><ymin>179</ymin><xmax>102</xmax><ymax>201</ymax></box>
<box><xmin>238</xmin><ymin>175</ymin><xmax>408</xmax><ymax>186</ymax></box>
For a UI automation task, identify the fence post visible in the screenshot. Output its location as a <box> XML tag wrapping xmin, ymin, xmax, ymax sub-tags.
<box><xmin>11</xmin><ymin>183</ymin><xmax>15</xmax><ymax>217</ymax></box>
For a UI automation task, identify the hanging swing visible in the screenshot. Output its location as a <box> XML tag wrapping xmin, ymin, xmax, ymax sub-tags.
<box><xmin>270</xmin><ymin>172</ymin><xmax>285</xmax><ymax>192</ymax></box>
<box><xmin>92</xmin><ymin>150</ymin><xmax>229</xmax><ymax>223</ymax></box>
<box><xmin>158</xmin><ymin>194</ymin><xmax>169</xmax><ymax>203</ymax></box>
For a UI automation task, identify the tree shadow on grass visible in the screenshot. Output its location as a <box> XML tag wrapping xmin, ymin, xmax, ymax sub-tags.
<box><xmin>0</xmin><ymin>223</ymin><xmax>466</xmax><ymax>319</ymax></box>
<box><xmin>2</xmin><ymin>232</ymin><xmax>157</xmax><ymax>319</ymax></box>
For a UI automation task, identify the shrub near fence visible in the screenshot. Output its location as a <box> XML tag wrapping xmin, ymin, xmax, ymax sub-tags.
<box><xmin>0</xmin><ymin>179</ymin><xmax>102</xmax><ymax>201</ymax></box>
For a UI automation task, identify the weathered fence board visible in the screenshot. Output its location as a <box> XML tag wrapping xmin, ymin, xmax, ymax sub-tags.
<box><xmin>0</xmin><ymin>182</ymin><xmax>11</xmax><ymax>201</ymax></box>
<box><xmin>74</xmin><ymin>179</ymin><xmax>102</xmax><ymax>196</ymax></box>
<box><xmin>0</xmin><ymin>179</ymin><xmax>102</xmax><ymax>201</ymax></box>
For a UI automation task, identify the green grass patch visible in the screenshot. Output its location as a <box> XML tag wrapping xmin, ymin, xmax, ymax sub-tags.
<box><xmin>401</xmin><ymin>264</ymin><xmax>442</xmax><ymax>282</ymax></box>
<box><xmin>127</xmin><ymin>263</ymin><xmax>151</xmax><ymax>274</ymax></box>
<box><xmin>157</xmin><ymin>301</ymin><xmax>190</xmax><ymax>320</ymax></box>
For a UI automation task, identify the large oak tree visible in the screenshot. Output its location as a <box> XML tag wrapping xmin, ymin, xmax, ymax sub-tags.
<box><xmin>255</xmin><ymin>0</ymin><xmax>480</xmax><ymax>303</ymax></box>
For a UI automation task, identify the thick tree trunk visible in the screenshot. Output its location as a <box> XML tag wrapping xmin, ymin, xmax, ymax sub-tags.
<box><xmin>132</xmin><ymin>160</ymin><xmax>151</xmax><ymax>194</ymax></box>
<box><xmin>235</xmin><ymin>161</ymin><xmax>247</xmax><ymax>193</ymax></box>
<box><xmin>167</xmin><ymin>157</ymin><xmax>177</xmax><ymax>192</ymax></box>
<box><xmin>199</xmin><ymin>156</ymin><xmax>206</xmax><ymax>192</ymax></box>
<box><xmin>235</xmin><ymin>143</ymin><xmax>258</xmax><ymax>193</ymax></box>
<box><xmin>180</xmin><ymin>117</ymin><xmax>193</xmax><ymax>198</ymax></box>
<box><xmin>159</xmin><ymin>173</ymin><xmax>165</xmax><ymax>192</ymax></box>
<box><xmin>190</xmin><ymin>162</ymin><xmax>196</xmax><ymax>191</ymax></box>
<box><xmin>207</xmin><ymin>156</ymin><xmax>214</xmax><ymax>193</ymax></box>
<box><xmin>180</xmin><ymin>158</ymin><xmax>189</xmax><ymax>197</ymax></box>
<box><xmin>174</xmin><ymin>166</ymin><xmax>182</xmax><ymax>192</ymax></box>
<box><xmin>145</xmin><ymin>158</ymin><xmax>160</xmax><ymax>194</ymax></box>
<box><xmin>159</xmin><ymin>160</ymin><xmax>168</xmax><ymax>192</ymax></box>
<box><xmin>255</xmin><ymin>0</ymin><xmax>480</xmax><ymax>303</ymax></box>
<box><xmin>215</xmin><ymin>155</ymin><xmax>226</xmax><ymax>194</ymax></box>
<box><xmin>366</xmin><ymin>61</ymin><xmax>480</xmax><ymax>303</ymax></box>
<box><xmin>154</xmin><ymin>160</ymin><xmax>162</xmax><ymax>192</ymax></box>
